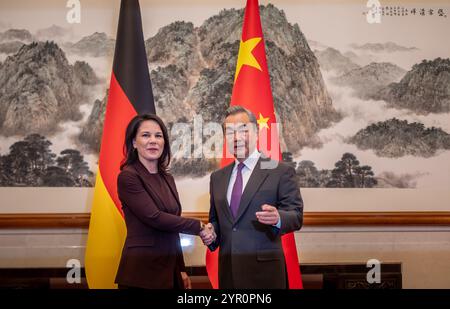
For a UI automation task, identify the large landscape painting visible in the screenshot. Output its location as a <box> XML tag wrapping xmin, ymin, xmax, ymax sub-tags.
<box><xmin>0</xmin><ymin>0</ymin><xmax>449</xmax><ymax>212</ymax></box>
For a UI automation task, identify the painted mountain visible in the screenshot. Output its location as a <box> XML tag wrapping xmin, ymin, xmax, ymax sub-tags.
<box><xmin>0</xmin><ymin>41</ymin><xmax>99</xmax><ymax>136</ymax></box>
<box><xmin>349</xmin><ymin>118</ymin><xmax>450</xmax><ymax>158</ymax></box>
<box><xmin>0</xmin><ymin>28</ymin><xmax>34</xmax><ymax>54</ymax></box>
<box><xmin>315</xmin><ymin>47</ymin><xmax>360</xmax><ymax>74</ymax></box>
<box><xmin>35</xmin><ymin>25</ymin><xmax>74</xmax><ymax>43</ymax></box>
<box><xmin>373</xmin><ymin>58</ymin><xmax>450</xmax><ymax>114</ymax></box>
<box><xmin>0</xmin><ymin>28</ymin><xmax>34</xmax><ymax>43</ymax></box>
<box><xmin>65</xmin><ymin>32</ymin><xmax>115</xmax><ymax>57</ymax></box>
<box><xmin>332</xmin><ymin>62</ymin><xmax>406</xmax><ymax>99</ymax></box>
<box><xmin>81</xmin><ymin>4</ymin><xmax>340</xmax><ymax>176</ymax></box>
<box><xmin>78</xmin><ymin>91</ymin><xmax>108</xmax><ymax>153</ymax></box>
<box><xmin>350</xmin><ymin>42</ymin><xmax>419</xmax><ymax>53</ymax></box>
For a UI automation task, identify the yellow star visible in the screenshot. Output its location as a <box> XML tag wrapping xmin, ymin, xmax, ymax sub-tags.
<box><xmin>234</xmin><ymin>37</ymin><xmax>262</xmax><ymax>82</ymax></box>
<box><xmin>257</xmin><ymin>113</ymin><xmax>270</xmax><ymax>130</ymax></box>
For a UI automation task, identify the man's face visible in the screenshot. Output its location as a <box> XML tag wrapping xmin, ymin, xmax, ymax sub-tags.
<box><xmin>224</xmin><ymin>112</ymin><xmax>257</xmax><ymax>161</ymax></box>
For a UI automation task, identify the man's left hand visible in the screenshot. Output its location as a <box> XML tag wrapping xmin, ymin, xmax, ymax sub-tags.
<box><xmin>256</xmin><ymin>204</ymin><xmax>280</xmax><ymax>225</ymax></box>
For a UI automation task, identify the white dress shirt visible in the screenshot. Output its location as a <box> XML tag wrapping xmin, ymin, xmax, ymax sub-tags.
<box><xmin>226</xmin><ymin>149</ymin><xmax>261</xmax><ymax>205</ymax></box>
<box><xmin>226</xmin><ymin>150</ymin><xmax>281</xmax><ymax>228</ymax></box>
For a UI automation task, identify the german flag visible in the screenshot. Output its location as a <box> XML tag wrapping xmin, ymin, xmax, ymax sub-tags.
<box><xmin>85</xmin><ymin>0</ymin><xmax>155</xmax><ymax>289</ymax></box>
<box><xmin>206</xmin><ymin>0</ymin><xmax>303</xmax><ymax>289</ymax></box>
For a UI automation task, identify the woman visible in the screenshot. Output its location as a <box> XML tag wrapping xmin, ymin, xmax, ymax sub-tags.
<box><xmin>115</xmin><ymin>114</ymin><xmax>211</xmax><ymax>289</ymax></box>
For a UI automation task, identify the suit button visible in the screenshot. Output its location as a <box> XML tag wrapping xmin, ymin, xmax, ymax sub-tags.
<box><xmin>232</xmin><ymin>228</ymin><xmax>237</xmax><ymax>232</ymax></box>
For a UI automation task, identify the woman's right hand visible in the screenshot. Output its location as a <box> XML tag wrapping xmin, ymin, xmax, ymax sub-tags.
<box><xmin>181</xmin><ymin>271</ymin><xmax>192</xmax><ymax>289</ymax></box>
<box><xmin>199</xmin><ymin>223</ymin><xmax>216</xmax><ymax>246</ymax></box>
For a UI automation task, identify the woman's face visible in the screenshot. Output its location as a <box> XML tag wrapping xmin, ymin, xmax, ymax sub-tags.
<box><xmin>133</xmin><ymin>120</ymin><xmax>165</xmax><ymax>164</ymax></box>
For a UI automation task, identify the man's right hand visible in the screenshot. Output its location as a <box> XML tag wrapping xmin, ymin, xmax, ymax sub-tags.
<box><xmin>200</xmin><ymin>223</ymin><xmax>216</xmax><ymax>246</ymax></box>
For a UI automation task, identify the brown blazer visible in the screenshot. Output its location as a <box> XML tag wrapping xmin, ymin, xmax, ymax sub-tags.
<box><xmin>115</xmin><ymin>160</ymin><xmax>201</xmax><ymax>289</ymax></box>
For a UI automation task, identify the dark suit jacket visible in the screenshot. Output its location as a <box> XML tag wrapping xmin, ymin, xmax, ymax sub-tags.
<box><xmin>115</xmin><ymin>160</ymin><xmax>201</xmax><ymax>289</ymax></box>
<box><xmin>208</xmin><ymin>157</ymin><xmax>303</xmax><ymax>289</ymax></box>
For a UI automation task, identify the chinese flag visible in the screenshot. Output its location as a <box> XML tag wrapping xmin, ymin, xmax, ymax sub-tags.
<box><xmin>84</xmin><ymin>0</ymin><xmax>156</xmax><ymax>288</ymax></box>
<box><xmin>206</xmin><ymin>0</ymin><xmax>303</xmax><ymax>289</ymax></box>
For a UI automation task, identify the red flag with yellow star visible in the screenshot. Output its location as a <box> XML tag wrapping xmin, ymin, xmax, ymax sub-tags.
<box><xmin>206</xmin><ymin>0</ymin><xmax>303</xmax><ymax>289</ymax></box>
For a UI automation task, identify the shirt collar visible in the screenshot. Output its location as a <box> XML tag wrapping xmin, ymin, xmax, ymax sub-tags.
<box><xmin>234</xmin><ymin>149</ymin><xmax>260</xmax><ymax>172</ymax></box>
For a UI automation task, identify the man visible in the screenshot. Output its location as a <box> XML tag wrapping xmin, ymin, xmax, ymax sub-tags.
<box><xmin>203</xmin><ymin>105</ymin><xmax>303</xmax><ymax>289</ymax></box>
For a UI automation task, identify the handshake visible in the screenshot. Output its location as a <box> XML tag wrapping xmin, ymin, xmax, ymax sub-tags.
<box><xmin>199</xmin><ymin>223</ymin><xmax>217</xmax><ymax>246</ymax></box>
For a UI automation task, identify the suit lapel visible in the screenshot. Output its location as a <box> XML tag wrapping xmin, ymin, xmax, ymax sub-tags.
<box><xmin>217</xmin><ymin>163</ymin><xmax>235</xmax><ymax>224</ymax></box>
<box><xmin>234</xmin><ymin>157</ymin><xmax>269</xmax><ymax>223</ymax></box>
